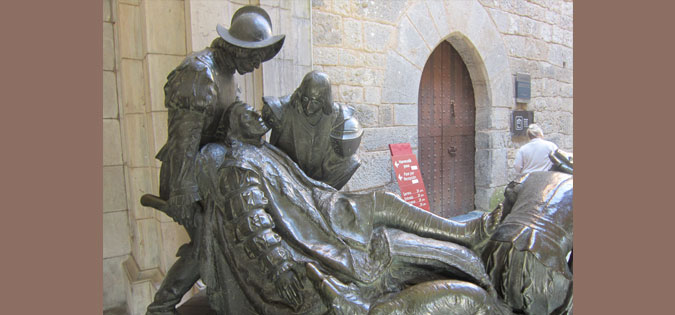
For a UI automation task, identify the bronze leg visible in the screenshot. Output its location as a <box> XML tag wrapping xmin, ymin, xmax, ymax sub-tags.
<box><xmin>146</xmin><ymin>253</ymin><xmax>201</xmax><ymax>315</ymax></box>
<box><xmin>373</xmin><ymin>192</ymin><xmax>486</xmax><ymax>248</ymax></box>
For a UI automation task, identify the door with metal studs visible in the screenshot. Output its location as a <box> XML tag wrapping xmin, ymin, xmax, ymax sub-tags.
<box><xmin>417</xmin><ymin>41</ymin><xmax>476</xmax><ymax>218</ymax></box>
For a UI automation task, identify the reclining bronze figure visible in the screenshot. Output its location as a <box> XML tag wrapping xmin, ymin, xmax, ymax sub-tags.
<box><xmin>189</xmin><ymin>101</ymin><xmax>510</xmax><ymax>314</ymax></box>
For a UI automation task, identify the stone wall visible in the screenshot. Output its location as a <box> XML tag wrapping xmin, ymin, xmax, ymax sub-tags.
<box><xmin>478</xmin><ymin>0</ymin><xmax>573</xmax><ymax>180</ymax></box>
<box><xmin>310</xmin><ymin>0</ymin><xmax>573</xmax><ymax>209</ymax></box>
<box><xmin>108</xmin><ymin>0</ymin><xmax>194</xmax><ymax>313</ymax></box>
<box><xmin>311</xmin><ymin>0</ymin><xmax>410</xmax><ymax>193</ymax></box>
<box><xmin>259</xmin><ymin>0</ymin><xmax>313</xmax><ymax>99</ymax></box>
<box><xmin>103</xmin><ymin>0</ymin><xmax>132</xmax><ymax>312</ymax></box>
<box><xmin>310</xmin><ymin>0</ymin><xmax>514</xmax><ymax>209</ymax></box>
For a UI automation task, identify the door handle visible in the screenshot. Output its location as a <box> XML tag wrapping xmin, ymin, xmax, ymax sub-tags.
<box><xmin>450</xmin><ymin>100</ymin><xmax>455</xmax><ymax>117</ymax></box>
<box><xmin>448</xmin><ymin>146</ymin><xmax>457</xmax><ymax>156</ymax></box>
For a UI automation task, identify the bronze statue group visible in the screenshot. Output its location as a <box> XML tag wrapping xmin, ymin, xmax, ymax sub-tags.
<box><xmin>141</xmin><ymin>6</ymin><xmax>573</xmax><ymax>315</ymax></box>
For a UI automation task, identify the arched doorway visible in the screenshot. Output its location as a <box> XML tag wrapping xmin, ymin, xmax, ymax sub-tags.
<box><xmin>418</xmin><ymin>41</ymin><xmax>476</xmax><ymax>218</ymax></box>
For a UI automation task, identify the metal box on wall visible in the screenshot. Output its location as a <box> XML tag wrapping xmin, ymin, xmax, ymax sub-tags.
<box><xmin>512</xmin><ymin>110</ymin><xmax>534</xmax><ymax>136</ymax></box>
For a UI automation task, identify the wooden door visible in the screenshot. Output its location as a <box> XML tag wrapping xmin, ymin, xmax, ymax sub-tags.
<box><xmin>418</xmin><ymin>41</ymin><xmax>475</xmax><ymax>218</ymax></box>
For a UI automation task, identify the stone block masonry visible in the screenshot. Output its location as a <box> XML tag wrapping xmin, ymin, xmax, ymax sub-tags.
<box><xmin>311</xmin><ymin>0</ymin><xmax>572</xmax><ymax>207</ymax></box>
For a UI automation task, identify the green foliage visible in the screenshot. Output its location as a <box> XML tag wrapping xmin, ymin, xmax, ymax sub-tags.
<box><xmin>489</xmin><ymin>186</ymin><xmax>506</xmax><ymax>211</ymax></box>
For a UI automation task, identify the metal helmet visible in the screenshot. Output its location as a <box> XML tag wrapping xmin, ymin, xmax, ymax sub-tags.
<box><xmin>216</xmin><ymin>5</ymin><xmax>285</xmax><ymax>61</ymax></box>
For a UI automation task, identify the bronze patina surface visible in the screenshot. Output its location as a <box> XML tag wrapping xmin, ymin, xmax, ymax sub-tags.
<box><xmin>145</xmin><ymin>5</ymin><xmax>284</xmax><ymax>315</ymax></box>
<box><xmin>188</xmin><ymin>102</ymin><xmax>510</xmax><ymax>314</ymax></box>
<box><xmin>140</xmin><ymin>6</ymin><xmax>573</xmax><ymax>315</ymax></box>
<box><xmin>262</xmin><ymin>71</ymin><xmax>362</xmax><ymax>190</ymax></box>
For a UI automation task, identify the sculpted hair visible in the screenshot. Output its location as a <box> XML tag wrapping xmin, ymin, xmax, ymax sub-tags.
<box><xmin>297</xmin><ymin>71</ymin><xmax>334</xmax><ymax>115</ymax></box>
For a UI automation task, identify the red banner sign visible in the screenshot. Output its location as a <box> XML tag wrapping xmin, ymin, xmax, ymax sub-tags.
<box><xmin>389</xmin><ymin>143</ymin><xmax>430</xmax><ymax>211</ymax></box>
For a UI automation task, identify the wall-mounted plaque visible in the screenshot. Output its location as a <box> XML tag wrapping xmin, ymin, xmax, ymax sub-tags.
<box><xmin>516</xmin><ymin>73</ymin><xmax>531</xmax><ymax>103</ymax></box>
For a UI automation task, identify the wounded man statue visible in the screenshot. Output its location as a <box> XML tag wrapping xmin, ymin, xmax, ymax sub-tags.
<box><xmin>184</xmin><ymin>101</ymin><xmax>511</xmax><ymax>315</ymax></box>
<box><xmin>142</xmin><ymin>98</ymin><xmax>516</xmax><ymax>314</ymax></box>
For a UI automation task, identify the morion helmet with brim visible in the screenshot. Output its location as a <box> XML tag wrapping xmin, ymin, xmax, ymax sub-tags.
<box><xmin>216</xmin><ymin>5</ymin><xmax>285</xmax><ymax>62</ymax></box>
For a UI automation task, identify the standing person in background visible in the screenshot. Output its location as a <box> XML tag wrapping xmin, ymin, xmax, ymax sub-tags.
<box><xmin>513</xmin><ymin>124</ymin><xmax>559</xmax><ymax>175</ymax></box>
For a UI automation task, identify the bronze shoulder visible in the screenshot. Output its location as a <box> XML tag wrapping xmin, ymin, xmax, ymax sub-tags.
<box><xmin>163</xmin><ymin>50</ymin><xmax>219</xmax><ymax>114</ymax></box>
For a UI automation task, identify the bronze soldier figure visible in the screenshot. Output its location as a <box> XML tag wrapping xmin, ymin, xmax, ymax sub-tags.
<box><xmin>482</xmin><ymin>171</ymin><xmax>573</xmax><ymax>314</ymax></box>
<box><xmin>262</xmin><ymin>71</ymin><xmax>362</xmax><ymax>190</ymax></box>
<box><xmin>145</xmin><ymin>6</ymin><xmax>285</xmax><ymax>315</ymax></box>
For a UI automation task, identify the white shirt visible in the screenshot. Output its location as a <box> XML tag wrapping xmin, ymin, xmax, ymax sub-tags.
<box><xmin>514</xmin><ymin>138</ymin><xmax>559</xmax><ymax>175</ymax></box>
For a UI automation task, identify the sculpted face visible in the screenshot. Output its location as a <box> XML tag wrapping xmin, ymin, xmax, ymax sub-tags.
<box><xmin>234</xmin><ymin>103</ymin><xmax>269</xmax><ymax>139</ymax></box>
<box><xmin>214</xmin><ymin>37</ymin><xmax>276</xmax><ymax>75</ymax></box>
<box><xmin>234</xmin><ymin>53</ymin><xmax>262</xmax><ymax>74</ymax></box>
<box><xmin>299</xmin><ymin>75</ymin><xmax>331</xmax><ymax>116</ymax></box>
<box><xmin>300</xmin><ymin>88</ymin><xmax>324</xmax><ymax>116</ymax></box>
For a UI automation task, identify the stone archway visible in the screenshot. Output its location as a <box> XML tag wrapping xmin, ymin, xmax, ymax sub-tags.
<box><xmin>381</xmin><ymin>0</ymin><xmax>513</xmax><ymax>211</ymax></box>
